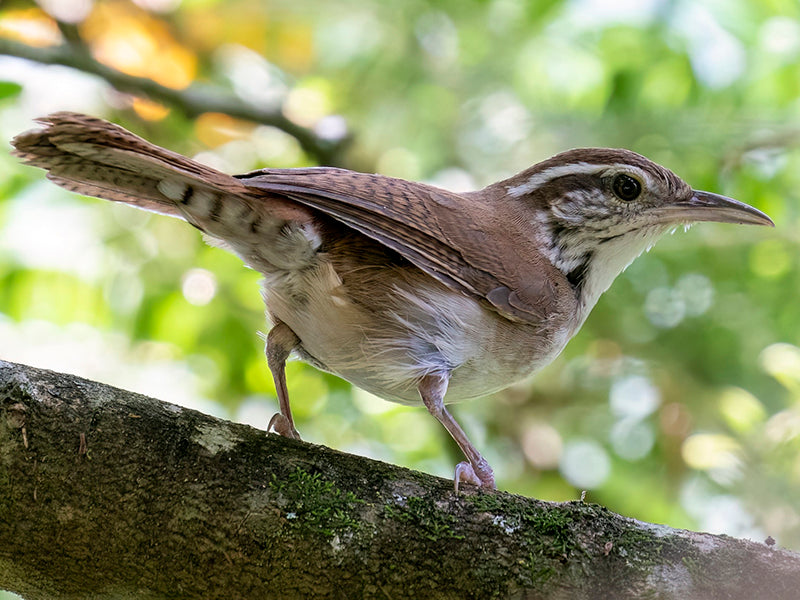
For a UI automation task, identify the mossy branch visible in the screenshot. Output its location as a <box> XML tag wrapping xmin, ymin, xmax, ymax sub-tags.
<box><xmin>1</xmin><ymin>360</ymin><xmax>798</xmax><ymax>600</ymax></box>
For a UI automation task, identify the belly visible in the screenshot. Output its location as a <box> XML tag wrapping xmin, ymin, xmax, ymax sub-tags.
<box><xmin>263</xmin><ymin>264</ymin><xmax>573</xmax><ymax>406</ymax></box>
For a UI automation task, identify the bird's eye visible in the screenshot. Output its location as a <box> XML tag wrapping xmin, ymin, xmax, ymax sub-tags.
<box><xmin>612</xmin><ymin>174</ymin><xmax>642</xmax><ymax>202</ymax></box>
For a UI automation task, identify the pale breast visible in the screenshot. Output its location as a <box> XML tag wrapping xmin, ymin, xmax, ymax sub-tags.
<box><xmin>262</xmin><ymin>254</ymin><xmax>574</xmax><ymax>406</ymax></box>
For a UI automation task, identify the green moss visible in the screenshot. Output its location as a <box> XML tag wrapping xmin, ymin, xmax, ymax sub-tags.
<box><xmin>682</xmin><ymin>553</ymin><xmax>709</xmax><ymax>585</ymax></box>
<box><xmin>529</xmin><ymin>509</ymin><xmax>576</xmax><ymax>557</ymax></box>
<box><xmin>609</xmin><ymin>521</ymin><xmax>698</xmax><ymax>577</ymax></box>
<box><xmin>464</xmin><ymin>491</ymin><xmax>508</xmax><ymax>514</ymax></box>
<box><xmin>466</xmin><ymin>492</ymin><xmax>587</xmax><ymax>588</ymax></box>
<box><xmin>614</xmin><ymin>526</ymin><xmax>665</xmax><ymax>562</ymax></box>
<box><xmin>0</xmin><ymin>477</ymin><xmax>8</xmax><ymax>512</ymax></box>
<box><xmin>467</xmin><ymin>492</ymin><xmax>579</xmax><ymax>560</ymax></box>
<box><xmin>384</xmin><ymin>495</ymin><xmax>464</xmax><ymax>541</ymax></box>
<box><xmin>528</xmin><ymin>563</ymin><xmax>557</xmax><ymax>584</ymax></box>
<box><xmin>269</xmin><ymin>467</ymin><xmax>363</xmax><ymax>538</ymax></box>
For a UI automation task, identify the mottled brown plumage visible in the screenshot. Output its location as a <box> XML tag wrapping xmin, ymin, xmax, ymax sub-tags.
<box><xmin>238</xmin><ymin>166</ymin><xmax>571</xmax><ymax>322</ymax></box>
<box><xmin>11</xmin><ymin>112</ymin><xmax>772</xmax><ymax>490</ymax></box>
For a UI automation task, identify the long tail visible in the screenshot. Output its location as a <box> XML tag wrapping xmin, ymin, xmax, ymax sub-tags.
<box><xmin>11</xmin><ymin>112</ymin><xmax>315</xmax><ymax>267</ymax></box>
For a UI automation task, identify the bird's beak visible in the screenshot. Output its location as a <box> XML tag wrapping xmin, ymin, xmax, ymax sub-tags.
<box><xmin>657</xmin><ymin>190</ymin><xmax>774</xmax><ymax>227</ymax></box>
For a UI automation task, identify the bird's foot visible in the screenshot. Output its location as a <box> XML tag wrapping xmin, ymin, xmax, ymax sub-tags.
<box><xmin>267</xmin><ymin>413</ymin><xmax>301</xmax><ymax>440</ymax></box>
<box><xmin>454</xmin><ymin>459</ymin><xmax>495</xmax><ymax>493</ymax></box>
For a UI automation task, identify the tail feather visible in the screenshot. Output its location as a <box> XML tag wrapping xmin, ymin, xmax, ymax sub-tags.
<box><xmin>11</xmin><ymin>112</ymin><xmax>318</xmax><ymax>271</ymax></box>
<box><xmin>12</xmin><ymin>112</ymin><xmax>251</xmax><ymax>220</ymax></box>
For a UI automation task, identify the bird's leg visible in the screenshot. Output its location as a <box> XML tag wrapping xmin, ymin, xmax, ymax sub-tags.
<box><xmin>266</xmin><ymin>321</ymin><xmax>301</xmax><ymax>440</ymax></box>
<box><xmin>418</xmin><ymin>373</ymin><xmax>496</xmax><ymax>492</ymax></box>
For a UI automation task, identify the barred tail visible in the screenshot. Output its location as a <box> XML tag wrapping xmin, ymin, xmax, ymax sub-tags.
<box><xmin>11</xmin><ymin>112</ymin><xmax>317</xmax><ymax>270</ymax></box>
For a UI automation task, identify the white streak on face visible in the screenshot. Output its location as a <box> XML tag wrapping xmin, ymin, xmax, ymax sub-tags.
<box><xmin>507</xmin><ymin>163</ymin><xmax>606</xmax><ymax>197</ymax></box>
<box><xmin>506</xmin><ymin>162</ymin><xmax>657</xmax><ymax>198</ymax></box>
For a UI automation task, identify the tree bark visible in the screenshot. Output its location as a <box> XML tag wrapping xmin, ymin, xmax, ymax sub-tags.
<box><xmin>0</xmin><ymin>359</ymin><xmax>798</xmax><ymax>600</ymax></box>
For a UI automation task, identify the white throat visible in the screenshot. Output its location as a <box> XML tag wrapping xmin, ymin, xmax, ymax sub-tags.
<box><xmin>577</xmin><ymin>227</ymin><xmax>666</xmax><ymax>317</ymax></box>
<box><xmin>544</xmin><ymin>222</ymin><xmax>669</xmax><ymax>328</ymax></box>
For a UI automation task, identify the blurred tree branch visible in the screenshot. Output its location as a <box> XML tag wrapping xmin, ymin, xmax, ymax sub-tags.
<box><xmin>0</xmin><ymin>36</ymin><xmax>347</xmax><ymax>166</ymax></box>
<box><xmin>1</xmin><ymin>359</ymin><xmax>799</xmax><ymax>600</ymax></box>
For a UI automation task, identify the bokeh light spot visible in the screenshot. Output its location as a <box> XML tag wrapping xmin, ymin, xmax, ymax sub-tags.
<box><xmin>681</xmin><ymin>433</ymin><xmax>740</xmax><ymax>471</ymax></box>
<box><xmin>0</xmin><ymin>8</ymin><xmax>62</xmax><ymax>47</ymax></box>
<box><xmin>749</xmin><ymin>239</ymin><xmax>792</xmax><ymax>279</ymax></box>
<box><xmin>522</xmin><ymin>421</ymin><xmax>563</xmax><ymax>470</ymax></box>
<box><xmin>181</xmin><ymin>268</ymin><xmax>217</xmax><ymax>306</ymax></box>
<box><xmin>760</xmin><ymin>343</ymin><xmax>800</xmax><ymax>392</ymax></box>
<box><xmin>609</xmin><ymin>375</ymin><xmax>660</xmax><ymax>420</ymax></box>
<box><xmin>718</xmin><ymin>387</ymin><xmax>766</xmax><ymax>434</ymax></box>
<box><xmin>644</xmin><ymin>287</ymin><xmax>685</xmax><ymax>328</ymax></box>
<box><xmin>283</xmin><ymin>80</ymin><xmax>333</xmax><ymax>127</ymax></box>
<box><xmin>611</xmin><ymin>419</ymin><xmax>655</xmax><ymax>461</ymax></box>
<box><xmin>675</xmin><ymin>273</ymin><xmax>714</xmax><ymax>317</ymax></box>
<box><xmin>560</xmin><ymin>439</ymin><xmax>611</xmax><ymax>489</ymax></box>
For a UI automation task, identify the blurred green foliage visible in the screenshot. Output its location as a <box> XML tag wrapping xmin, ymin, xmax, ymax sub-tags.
<box><xmin>0</xmin><ymin>0</ymin><xmax>798</xmax><ymax>553</ymax></box>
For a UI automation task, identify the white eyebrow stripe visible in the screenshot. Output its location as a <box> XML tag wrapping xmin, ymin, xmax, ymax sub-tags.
<box><xmin>507</xmin><ymin>162</ymin><xmax>643</xmax><ymax>197</ymax></box>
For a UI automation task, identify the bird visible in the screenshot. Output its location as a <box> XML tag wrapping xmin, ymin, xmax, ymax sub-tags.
<box><xmin>11</xmin><ymin>112</ymin><xmax>774</xmax><ymax>491</ymax></box>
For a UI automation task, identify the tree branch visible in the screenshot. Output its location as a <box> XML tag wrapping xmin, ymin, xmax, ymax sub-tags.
<box><xmin>1</xmin><ymin>359</ymin><xmax>798</xmax><ymax>599</ymax></box>
<box><xmin>0</xmin><ymin>37</ymin><xmax>347</xmax><ymax>166</ymax></box>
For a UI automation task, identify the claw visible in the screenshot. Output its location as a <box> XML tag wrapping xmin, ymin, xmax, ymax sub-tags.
<box><xmin>454</xmin><ymin>460</ymin><xmax>495</xmax><ymax>493</ymax></box>
<box><xmin>268</xmin><ymin>412</ymin><xmax>301</xmax><ymax>440</ymax></box>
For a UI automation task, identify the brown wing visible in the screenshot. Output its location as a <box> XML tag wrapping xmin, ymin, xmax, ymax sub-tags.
<box><xmin>237</xmin><ymin>168</ymin><xmax>562</xmax><ymax>323</ymax></box>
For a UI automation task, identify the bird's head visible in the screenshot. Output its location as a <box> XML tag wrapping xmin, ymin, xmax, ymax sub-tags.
<box><xmin>500</xmin><ymin>148</ymin><xmax>773</xmax><ymax>322</ymax></box>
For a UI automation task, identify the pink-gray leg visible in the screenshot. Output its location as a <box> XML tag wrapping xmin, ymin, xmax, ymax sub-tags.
<box><xmin>418</xmin><ymin>373</ymin><xmax>496</xmax><ymax>492</ymax></box>
<box><xmin>266</xmin><ymin>321</ymin><xmax>301</xmax><ymax>440</ymax></box>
